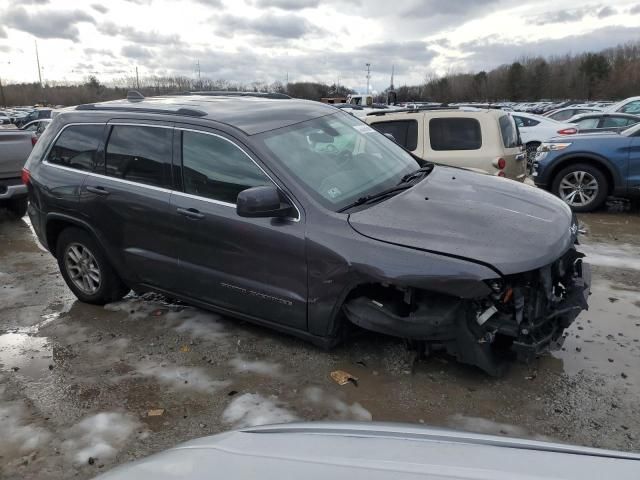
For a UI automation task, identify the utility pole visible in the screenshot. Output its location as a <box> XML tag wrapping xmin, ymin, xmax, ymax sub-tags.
<box><xmin>390</xmin><ymin>64</ymin><xmax>395</xmax><ymax>90</ymax></box>
<box><xmin>35</xmin><ymin>40</ymin><xmax>43</xmax><ymax>88</ymax></box>
<box><xmin>196</xmin><ymin>60</ymin><xmax>201</xmax><ymax>90</ymax></box>
<box><xmin>135</xmin><ymin>66</ymin><xmax>140</xmax><ymax>89</ymax></box>
<box><xmin>365</xmin><ymin>63</ymin><xmax>371</xmax><ymax>95</ymax></box>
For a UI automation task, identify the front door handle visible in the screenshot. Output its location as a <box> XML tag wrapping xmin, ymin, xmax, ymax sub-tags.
<box><xmin>177</xmin><ymin>207</ymin><xmax>205</xmax><ymax>220</ymax></box>
<box><xmin>86</xmin><ymin>186</ymin><xmax>110</xmax><ymax>196</ymax></box>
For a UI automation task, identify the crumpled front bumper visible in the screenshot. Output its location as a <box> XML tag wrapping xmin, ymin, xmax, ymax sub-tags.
<box><xmin>509</xmin><ymin>254</ymin><xmax>591</xmax><ymax>363</ymax></box>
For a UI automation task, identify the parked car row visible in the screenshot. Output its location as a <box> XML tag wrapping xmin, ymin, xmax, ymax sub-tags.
<box><xmin>0</xmin><ymin>106</ymin><xmax>53</xmax><ymax>128</ymax></box>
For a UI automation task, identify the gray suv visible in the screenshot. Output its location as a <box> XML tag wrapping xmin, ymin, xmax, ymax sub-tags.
<box><xmin>24</xmin><ymin>92</ymin><xmax>590</xmax><ymax>375</ymax></box>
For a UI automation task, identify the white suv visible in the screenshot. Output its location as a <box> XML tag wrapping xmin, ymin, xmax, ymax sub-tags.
<box><xmin>365</xmin><ymin>108</ymin><xmax>527</xmax><ymax>181</ymax></box>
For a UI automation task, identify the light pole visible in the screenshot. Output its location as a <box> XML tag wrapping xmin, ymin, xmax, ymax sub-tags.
<box><xmin>365</xmin><ymin>63</ymin><xmax>371</xmax><ymax>95</ymax></box>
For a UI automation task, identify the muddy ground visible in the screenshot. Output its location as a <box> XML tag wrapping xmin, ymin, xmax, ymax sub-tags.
<box><xmin>0</xmin><ymin>206</ymin><xmax>639</xmax><ymax>479</ymax></box>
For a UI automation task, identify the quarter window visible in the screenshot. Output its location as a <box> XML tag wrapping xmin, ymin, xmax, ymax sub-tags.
<box><xmin>499</xmin><ymin>115</ymin><xmax>519</xmax><ymax>148</ymax></box>
<box><xmin>105</xmin><ymin>125</ymin><xmax>172</xmax><ymax>188</ymax></box>
<box><xmin>181</xmin><ymin>130</ymin><xmax>270</xmax><ymax>204</ymax></box>
<box><xmin>429</xmin><ymin>118</ymin><xmax>482</xmax><ymax>151</ymax></box>
<box><xmin>513</xmin><ymin>116</ymin><xmax>540</xmax><ymax>128</ymax></box>
<box><xmin>46</xmin><ymin>125</ymin><xmax>103</xmax><ymax>171</ymax></box>
<box><xmin>370</xmin><ymin>120</ymin><xmax>418</xmax><ymax>150</ymax></box>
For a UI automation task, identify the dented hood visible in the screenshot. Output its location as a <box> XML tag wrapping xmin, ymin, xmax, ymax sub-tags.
<box><xmin>348</xmin><ymin>166</ymin><xmax>575</xmax><ymax>275</ymax></box>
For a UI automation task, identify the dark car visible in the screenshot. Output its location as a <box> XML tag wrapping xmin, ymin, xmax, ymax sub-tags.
<box><xmin>23</xmin><ymin>92</ymin><xmax>590</xmax><ymax>376</ymax></box>
<box><xmin>533</xmin><ymin>123</ymin><xmax>640</xmax><ymax>212</ymax></box>
<box><xmin>569</xmin><ymin>112</ymin><xmax>640</xmax><ymax>133</ymax></box>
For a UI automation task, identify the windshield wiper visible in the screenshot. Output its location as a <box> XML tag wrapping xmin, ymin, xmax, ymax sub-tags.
<box><xmin>337</xmin><ymin>183</ymin><xmax>414</xmax><ymax>213</ymax></box>
<box><xmin>398</xmin><ymin>164</ymin><xmax>434</xmax><ymax>185</ymax></box>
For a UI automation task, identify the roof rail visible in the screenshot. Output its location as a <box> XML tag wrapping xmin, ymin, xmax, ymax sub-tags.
<box><xmin>175</xmin><ymin>91</ymin><xmax>291</xmax><ymax>100</ymax></box>
<box><xmin>127</xmin><ymin>90</ymin><xmax>145</xmax><ymax>102</ymax></box>
<box><xmin>366</xmin><ymin>106</ymin><xmax>459</xmax><ymax>116</ymax></box>
<box><xmin>75</xmin><ymin>104</ymin><xmax>207</xmax><ymax>117</ymax></box>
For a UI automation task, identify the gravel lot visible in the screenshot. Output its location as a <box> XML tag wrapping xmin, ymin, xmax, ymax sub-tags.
<box><xmin>0</xmin><ymin>207</ymin><xmax>639</xmax><ymax>479</ymax></box>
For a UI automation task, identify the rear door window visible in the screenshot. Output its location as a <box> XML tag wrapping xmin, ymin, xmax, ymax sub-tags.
<box><xmin>499</xmin><ymin>115</ymin><xmax>519</xmax><ymax>148</ymax></box>
<box><xmin>429</xmin><ymin>118</ymin><xmax>482</xmax><ymax>151</ymax></box>
<box><xmin>601</xmin><ymin>116</ymin><xmax>637</xmax><ymax>128</ymax></box>
<box><xmin>105</xmin><ymin>125</ymin><xmax>173</xmax><ymax>188</ymax></box>
<box><xmin>181</xmin><ymin>130</ymin><xmax>271</xmax><ymax>204</ymax></box>
<box><xmin>46</xmin><ymin>124</ymin><xmax>104</xmax><ymax>171</ymax></box>
<box><xmin>370</xmin><ymin>120</ymin><xmax>418</xmax><ymax>150</ymax></box>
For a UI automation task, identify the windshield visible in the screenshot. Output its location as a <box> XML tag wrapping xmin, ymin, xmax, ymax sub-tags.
<box><xmin>257</xmin><ymin>112</ymin><xmax>421</xmax><ymax>211</ymax></box>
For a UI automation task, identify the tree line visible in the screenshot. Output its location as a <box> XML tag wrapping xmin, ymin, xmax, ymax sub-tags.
<box><xmin>1</xmin><ymin>40</ymin><xmax>639</xmax><ymax>107</ymax></box>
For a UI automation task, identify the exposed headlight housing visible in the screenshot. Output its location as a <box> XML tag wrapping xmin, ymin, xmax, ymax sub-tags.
<box><xmin>538</xmin><ymin>142</ymin><xmax>572</xmax><ymax>152</ymax></box>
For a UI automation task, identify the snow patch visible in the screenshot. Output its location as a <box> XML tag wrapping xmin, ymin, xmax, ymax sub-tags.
<box><xmin>229</xmin><ymin>357</ymin><xmax>281</xmax><ymax>377</ymax></box>
<box><xmin>579</xmin><ymin>243</ymin><xmax>640</xmax><ymax>271</ymax></box>
<box><xmin>0</xmin><ymin>402</ymin><xmax>51</xmax><ymax>460</ymax></box>
<box><xmin>62</xmin><ymin>412</ymin><xmax>141</xmax><ymax>464</ymax></box>
<box><xmin>135</xmin><ymin>361</ymin><xmax>230</xmax><ymax>393</ymax></box>
<box><xmin>168</xmin><ymin>309</ymin><xmax>227</xmax><ymax>341</ymax></box>
<box><xmin>223</xmin><ymin>393</ymin><xmax>297</xmax><ymax>428</ymax></box>
<box><xmin>104</xmin><ymin>299</ymin><xmax>159</xmax><ymax>320</ymax></box>
<box><xmin>304</xmin><ymin>386</ymin><xmax>372</xmax><ymax>421</ymax></box>
<box><xmin>448</xmin><ymin>414</ymin><xmax>529</xmax><ymax>437</ymax></box>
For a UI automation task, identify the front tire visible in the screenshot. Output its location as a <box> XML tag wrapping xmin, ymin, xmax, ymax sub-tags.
<box><xmin>551</xmin><ymin>163</ymin><xmax>608</xmax><ymax>212</ymax></box>
<box><xmin>56</xmin><ymin>227</ymin><xmax>129</xmax><ymax>304</ymax></box>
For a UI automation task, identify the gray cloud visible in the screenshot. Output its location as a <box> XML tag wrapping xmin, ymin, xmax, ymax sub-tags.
<box><xmin>214</xmin><ymin>13</ymin><xmax>323</xmax><ymax>39</ymax></box>
<box><xmin>84</xmin><ymin>48</ymin><xmax>116</xmax><ymax>58</ymax></box>
<box><xmin>455</xmin><ymin>24</ymin><xmax>640</xmax><ymax>72</ymax></box>
<box><xmin>631</xmin><ymin>4</ymin><xmax>640</xmax><ymax>14</ymax></box>
<box><xmin>252</xmin><ymin>0</ymin><xmax>320</xmax><ymax>10</ymax></box>
<box><xmin>401</xmin><ymin>0</ymin><xmax>501</xmax><ymax>17</ymax></box>
<box><xmin>18</xmin><ymin>0</ymin><xmax>50</xmax><ymax>4</ymax></box>
<box><xmin>0</xmin><ymin>27</ymin><xmax>6</xmax><ymax>39</ymax></box>
<box><xmin>98</xmin><ymin>22</ymin><xmax>182</xmax><ymax>45</ymax></box>
<box><xmin>597</xmin><ymin>6</ymin><xmax>615</xmax><ymax>18</ymax></box>
<box><xmin>91</xmin><ymin>4</ymin><xmax>109</xmax><ymax>14</ymax></box>
<box><xmin>0</xmin><ymin>45</ymin><xmax>10</xmax><ymax>53</ymax></box>
<box><xmin>1</xmin><ymin>6</ymin><xmax>95</xmax><ymax>41</ymax></box>
<box><xmin>121</xmin><ymin>45</ymin><xmax>153</xmax><ymax>60</ymax></box>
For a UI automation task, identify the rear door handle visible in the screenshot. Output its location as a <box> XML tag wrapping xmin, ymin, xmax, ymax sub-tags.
<box><xmin>86</xmin><ymin>186</ymin><xmax>110</xmax><ymax>196</ymax></box>
<box><xmin>176</xmin><ymin>207</ymin><xmax>205</xmax><ymax>220</ymax></box>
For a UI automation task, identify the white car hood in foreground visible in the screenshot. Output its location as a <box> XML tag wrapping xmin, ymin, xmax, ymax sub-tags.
<box><xmin>95</xmin><ymin>422</ymin><xmax>640</xmax><ymax>479</ymax></box>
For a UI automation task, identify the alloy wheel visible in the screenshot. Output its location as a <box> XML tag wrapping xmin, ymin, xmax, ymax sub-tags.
<box><xmin>558</xmin><ymin>170</ymin><xmax>599</xmax><ymax>207</ymax></box>
<box><xmin>64</xmin><ymin>243</ymin><xmax>101</xmax><ymax>295</ymax></box>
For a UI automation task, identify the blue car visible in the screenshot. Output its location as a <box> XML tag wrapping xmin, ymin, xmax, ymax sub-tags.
<box><xmin>533</xmin><ymin>124</ymin><xmax>640</xmax><ymax>211</ymax></box>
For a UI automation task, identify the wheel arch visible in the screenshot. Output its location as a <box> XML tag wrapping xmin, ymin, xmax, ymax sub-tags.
<box><xmin>546</xmin><ymin>154</ymin><xmax>617</xmax><ymax>196</ymax></box>
<box><xmin>45</xmin><ymin>213</ymin><xmax>106</xmax><ymax>259</ymax></box>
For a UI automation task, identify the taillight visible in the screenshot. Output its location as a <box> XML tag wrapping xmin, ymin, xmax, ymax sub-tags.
<box><xmin>557</xmin><ymin>128</ymin><xmax>577</xmax><ymax>135</ymax></box>
<box><xmin>497</xmin><ymin>158</ymin><xmax>506</xmax><ymax>170</ymax></box>
<box><xmin>21</xmin><ymin>168</ymin><xmax>30</xmax><ymax>185</ymax></box>
<box><xmin>31</xmin><ymin>135</ymin><xmax>38</xmax><ymax>146</ymax></box>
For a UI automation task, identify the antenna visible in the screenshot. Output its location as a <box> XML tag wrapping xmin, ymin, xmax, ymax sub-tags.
<box><xmin>35</xmin><ymin>40</ymin><xmax>43</xmax><ymax>88</ymax></box>
<box><xmin>365</xmin><ymin>63</ymin><xmax>371</xmax><ymax>95</ymax></box>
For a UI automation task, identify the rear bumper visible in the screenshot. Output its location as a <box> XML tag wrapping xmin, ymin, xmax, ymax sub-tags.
<box><xmin>0</xmin><ymin>183</ymin><xmax>27</xmax><ymax>200</ymax></box>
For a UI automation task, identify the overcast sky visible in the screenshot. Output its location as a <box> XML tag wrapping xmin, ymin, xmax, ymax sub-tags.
<box><xmin>0</xmin><ymin>0</ymin><xmax>639</xmax><ymax>92</ymax></box>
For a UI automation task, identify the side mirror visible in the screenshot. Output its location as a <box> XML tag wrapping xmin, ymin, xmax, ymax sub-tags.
<box><xmin>236</xmin><ymin>185</ymin><xmax>293</xmax><ymax>218</ymax></box>
<box><xmin>383</xmin><ymin>132</ymin><xmax>397</xmax><ymax>143</ymax></box>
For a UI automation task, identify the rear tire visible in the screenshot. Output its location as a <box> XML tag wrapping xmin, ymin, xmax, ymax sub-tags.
<box><xmin>7</xmin><ymin>197</ymin><xmax>28</xmax><ymax>220</ymax></box>
<box><xmin>56</xmin><ymin>227</ymin><xmax>129</xmax><ymax>304</ymax></box>
<box><xmin>551</xmin><ymin>163</ymin><xmax>608</xmax><ymax>212</ymax></box>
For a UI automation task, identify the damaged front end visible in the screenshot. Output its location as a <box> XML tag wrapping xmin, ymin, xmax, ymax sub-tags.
<box><xmin>343</xmin><ymin>248</ymin><xmax>590</xmax><ymax>376</ymax></box>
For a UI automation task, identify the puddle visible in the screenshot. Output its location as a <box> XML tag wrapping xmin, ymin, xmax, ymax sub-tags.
<box><xmin>0</xmin><ymin>333</ymin><xmax>53</xmax><ymax>379</ymax></box>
